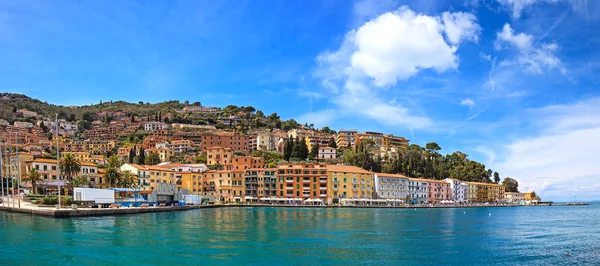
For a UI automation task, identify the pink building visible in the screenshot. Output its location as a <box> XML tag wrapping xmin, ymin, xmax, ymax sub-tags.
<box><xmin>427</xmin><ymin>180</ymin><xmax>453</xmax><ymax>204</ymax></box>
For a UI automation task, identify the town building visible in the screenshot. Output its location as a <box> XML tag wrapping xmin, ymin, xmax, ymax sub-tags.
<box><xmin>317</xmin><ymin>146</ymin><xmax>337</xmax><ymax>161</ymax></box>
<box><xmin>444</xmin><ymin>178</ymin><xmax>468</xmax><ymax>203</ymax></box>
<box><xmin>244</xmin><ymin>168</ymin><xmax>277</xmax><ymax>202</ymax></box>
<box><xmin>326</xmin><ymin>165</ymin><xmax>372</xmax><ymax>205</ymax></box>
<box><xmin>182</xmin><ymin>106</ymin><xmax>221</xmax><ymax>114</ymax></box>
<box><xmin>407</xmin><ymin>178</ymin><xmax>429</xmax><ymax>204</ymax></box>
<box><xmin>504</xmin><ymin>192</ymin><xmax>525</xmax><ymax>203</ymax></box>
<box><xmin>256</xmin><ymin>133</ymin><xmax>278</xmax><ymax>151</ymax></box>
<box><xmin>427</xmin><ymin>179</ymin><xmax>452</xmax><ymax>204</ymax></box>
<box><xmin>335</xmin><ymin>129</ymin><xmax>358</xmax><ymax>149</ymax></box>
<box><xmin>277</xmin><ymin>164</ymin><xmax>328</xmax><ymax>202</ymax></box>
<box><xmin>144</xmin><ymin>122</ymin><xmax>168</xmax><ymax>132</ymax></box>
<box><xmin>206</xmin><ymin>146</ymin><xmax>233</xmax><ymax>165</ymax></box>
<box><xmin>170</xmin><ymin>139</ymin><xmax>195</xmax><ymax>154</ymax></box>
<box><xmin>200</xmin><ymin>132</ymin><xmax>250</xmax><ymax>155</ymax></box>
<box><xmin>146</xmin><ymin>147</ymin><xmax>174</xmax><ymax>162</ymax></box>
<box><xmin>374</xmin><ymin>173</ymin><xmax>409</xmax><ymax>201</ymax></box>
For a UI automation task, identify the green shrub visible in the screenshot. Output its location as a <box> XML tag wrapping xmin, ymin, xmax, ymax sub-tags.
<box><xmin>31</xmin><ymin>200</ymin><xmax>39</xmax><ymax>204</ymax></box>
<box><xmin>25</xmin><ymin>194</ymin><xmax>45</xmax><ymax>198</ymax></box>
<box><xmin>61</xmin><ymin>196</ymin><xmax>73</xmax><ymax>206</ymax></box>
<box><xmin>42</xmin><ymin>196</ymin><xmax>58</xmax><ymax>205</ymax></box>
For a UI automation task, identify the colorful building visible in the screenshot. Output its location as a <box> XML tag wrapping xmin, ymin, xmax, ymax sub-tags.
<box><xmin>326</xmin><ymin>165</ymin><xmax>373</xmax><ymax>205</ymax></box>
<box><xmin>373</xmin><ymin>173</ymin><xmax>408</xmax><ymax>201</ymax></box>
<box><xmin>244</xmin><ymin>168</ymin><xmax>277</xmax><ymax>201</ymax></box>
<box><xmin>407</xmin><ymin>178</ymin><xmax>429</xmax><ymax>204</ymax></box>
<box><xmin>426</xmin><ymin>179</ymin><xmax>452</xmax><ymax>204</ymax></box>
<box><xmin>276</xmin><ymin>164</ymin><xmax>328</xmax><ymax>202</ymax></box>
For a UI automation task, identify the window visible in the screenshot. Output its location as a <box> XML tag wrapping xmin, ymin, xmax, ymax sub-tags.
<box><xmin>51</xmin><ymin>166</ymin><xmax>56</xmax><ymax>170</ymax></box>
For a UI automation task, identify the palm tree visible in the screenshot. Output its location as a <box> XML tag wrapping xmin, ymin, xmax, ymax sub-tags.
<box><xmin>23</xmin><ymin>168</ymin><xmax>43</xmax><ymax>194</ymax></box>
<box><xmin>60</xmin><ymin>153</ymin><xmax>81</xmax><ymax>187</ymax></box>
<box><xmin>104</xmin><ymin>167</ymin><xmax>121</xmax><ymax>187</ymax></box>
<box><xmin>72</xmin><ymin>175</ymin><xmax>90</xmax><ymax>188</ymax></box>
<box><xmin>119</xmin><ymin>170</ymin><xmax>137</xmax><ymax>189</ymax></box>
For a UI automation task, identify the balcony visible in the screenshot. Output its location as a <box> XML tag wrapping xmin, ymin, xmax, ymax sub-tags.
<box><xmin>352</xmin><ymin>187</ymin><xmax>359</xmax><ymax>191</ymax></box>
<box><xmin>333</xmin><ymin>187</ymin><xmax>339</xmax><ymax>191</ymax></box>
<box><xmin>319</xmin><ymin>194</ymin><xmax>327</xmax><ymax>197</ymax></box>
<box><xmin>286</xmin><ymin>194</ymin><xmax>294</xmax><ymax>197</ymax></box>
<box><xmin>352</xmin><ymin>180</ymin><xmax>359</xmax><ymax>184</ymax></box>
<box><xmin>332</xmin><ymin>180</ymin><xmax>340</xmax><ymax>183</ymax></box>
<box><xmin>303</xmin><ymin>179</ymin><xmax>310</xmax><ymax>183</ymax></box>
<box><xmin>286</xmin><ymin>186</ymin><xmax>293</xmax><ymax>190</ymax></box>
<box><xmin>286</xmin><ymin>179</ymin><xmax>294</xmax><ymax>183</ymax></box>
<box><xmin>320</xmin><ymin>187</ymin><xmax>327</xmax><ymax>190</ymax></box>
<box><xmin>320</xmin><ymin>179</ymin><xmax>327</xmax><ymax>183</ymax></box>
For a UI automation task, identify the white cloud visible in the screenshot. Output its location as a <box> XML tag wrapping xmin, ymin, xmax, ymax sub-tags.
<box><xmin>313</xmin><ymin>6</ymin><xmax>479</xmax><ymax>129</ymax></box>
<box><xmin>496</xmin><ymin>98</ymin><xmax>600</xmax><ymax>200</ymax></box>
<box><xmin>497</xmin><ymin>0</ymin><xmax>558</xmax><ymax>19</ymax></box>
<box><xmin>479</xmin><ymin>52</ymin><xmax>491</xmax><ymax>61</ymax></box>
<box><xmin>495</xmin><ymin>23</ymin><xmax>565</xmax><ymax>74</ymax></box>
<box><xmin>349</xmin><ymin>7</ymin><xmax>480</xmax><ymax>87</ymax></box>
<box><xmin>442</xmin><ymin>12</ymin><xmax>481</xmax><ymax>45</ymax></box>
<box><xmin>460</xmin><ymin>97</ymin><xmax>476</xmax><ymax>107</ymax></box>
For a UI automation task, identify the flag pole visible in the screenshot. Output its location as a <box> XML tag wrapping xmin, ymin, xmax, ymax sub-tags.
<box><xmin>8</xmin><ymin>132</ymin><xmax>13</xmax><ymax>207</ymax></box>
<box><xmin>0</xmin><ymin>134</ymin><xmax>4</xmax><ymax>207</ymax></box>
<box><xmin>56</xmin><ymin>114</ymin><xmax>61</xmax><ymax>209</ymax></box>
<box><xmin>3</xmin><ymin>133</ymin><xmax>9</xmax><ymax>207</ymax></box>
<box><xmin>16</xmin><ymin>132</ymin><xmax>20</xmax><ymax>208</ymax></box>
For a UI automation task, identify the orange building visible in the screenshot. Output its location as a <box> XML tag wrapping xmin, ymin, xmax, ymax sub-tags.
<box><xmin>206</xmin><ymin>146</ymin><xmax>233</xmax><ymax>165</ymax></box>
<box><xmin>200</xmin><ymin>132</ymin><xmax>250</xmax><ymax>155</ymax></box>
<box><xmin>276</xmin><ymin>164</ymin><xmax>328</xmax><ymax>201</ymax></box>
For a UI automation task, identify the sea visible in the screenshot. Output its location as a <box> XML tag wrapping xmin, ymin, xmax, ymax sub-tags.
<box><xmin>1</xmin><ymin>204</ymin><xmax>599</xmax><ymax>265</ymax></box>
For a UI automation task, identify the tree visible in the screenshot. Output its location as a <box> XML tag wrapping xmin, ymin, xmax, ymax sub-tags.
<box><xmin>72</xmin><ymin>175</ymin><xmax>91</xmax><ymax>188</ymax></box>
<box><xmin>60</xmin><ymin>153</ymin><xmax>81</xmax><ymax>187</ymax></box>
<box><xmin>328</xmin><ymin>137</ymin><xmax>337</xmax><ymax>148</ymax></box>
<box><xmin>129</xmin><ymin>148</ymin><xmax>135</xmax><ymax>164</ymax></box>
<box><xmin>23</xmin><ymin>168</ymin><xmax>43</xmax><ymax>194</ymax></box>
<box><xmin>107</xmin><ymin>155</ymin><xmax>121</xmax><ymax>168</ymax></box>
<box><xmin>284</xmin><ymin>138</ymin><xmax>294</xmax><ymax>161</ymax></box>
<box><xmin>104</xmin><ymin>167</ymin><xmax>121</xmax><ymax>187</ymax></box>
<box><xmin>139</xmin><ymin>147</ymin><xmax>145</xmax><ymax>164</ymax></box>
<box><xmin>233</xmin><ymin>151</ymin><xmax>245</xmax><ymax>156</ymax></box>
<box><xmin>119</xmin><ymin>170</ymin><xmax>136</xmax><ymax>188</ymax></box>
<box><xmin>145</xmin><ymin>152</ymin><xmax>161</xmax><ymax>165</ymax></box>
<box><xmin>67</xmin><ymin>113</ymin><xmax>76</xmax><ymax>122</ymax></box>
<box><xmin>502</xmin><ymin>177</ymin><xmax>519</xmax><ymax>192</ymax></box>
<box><xmin>294</xmin><ymin>138</ymin><xmax>309</xmax><ymax>160</ymax></box>
<box><xmin>493</xmin><ymin>172</ymin><xmax>500</xmax><ymax>184</ymax></box>
<box><xmin>309</xmin><ymin>145</ymin><xmax>319</xmax><ymax>160</ymax></box>
<box><xmin>195</xmin><ymin>154</ymin><xmax>207</xmax><ymax>164</ymax></box>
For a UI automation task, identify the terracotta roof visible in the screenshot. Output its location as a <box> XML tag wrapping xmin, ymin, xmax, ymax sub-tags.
<box><xmin>326</xmin><ymin>164</ymin><xmax>372</xmax><ymax>174</ymax></box>
<box><xmin>144</xmin><ymin>165</ymin><xmax>175</xmax><ymax>172</ymax></box>
<box><xmin>245</xmin><ymin>168</ymin><xmax>277</xmax><ymax>171</ymax></box>
<box><xmin>124</xmin><ymin>163</ymin><xmax>148</xmax><ymax>170</ymax></box>
<box><xmin>408</xmin><ymin>177</ymin><xmax>434</xmax><ymax>182</ymax></box>
<box><xmin>26</xmin><ymin>158</ymin><xmax>97</xmax><ymax>167</ymax></box>
<box><xmin>374</xmin><ymin>173</ymin><xmax>408</xmax><ymax>178</ymax></box>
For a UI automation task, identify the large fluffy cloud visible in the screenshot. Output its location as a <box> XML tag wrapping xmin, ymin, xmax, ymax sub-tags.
<box><xmin>311</xmin><ymin>6</ymin><xmax>480</xmax><ymax>129</ymax></box>
<box><xmin>497</xmin><ymin>98</ymin><xmax>600</xmax><ymax>200</ymax></box>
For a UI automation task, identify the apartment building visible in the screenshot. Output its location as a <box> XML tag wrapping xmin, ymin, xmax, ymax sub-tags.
<box><xmin>144</xmin><ymin>122</ymin><xmax>168</xmax><ymax>132</ymax></box>
<box><xmin>317</xmin><ymin>147</ymin><xmax>337</xmax><ymax>160</ymax></box>
<box><xmin>200</xmin><ymin>132</ymin><xmax>250</xmax><ymax>155</ymax></box>
<box><xmin>244</xmin><ymin>168</ymin><xmax>277</xmax><ymax>201</ymax></box>
<box><xmin>408</xmin><ymin>178</ymin><xmax>429</xmax><ymax>204</ymax></box>
<box><xmin>335</xmin><ymin>129</ymin><xmax>357</xmax><ymax>149</ymax></box>
<box><xmin>374</xmin><ymin>173</ymin><xmax>409</xmax><ymax>201</ymax></box>
<box><xmin>427</xmin><ymin>179</ymin><xmax>452</xmax><ymax>204</ymax></box>
<box><xmin>327</xmin><ymin>165</ymin><xmax>373</xmax><ymax>205</ymax></box>
<box><xmin>276</xmin><ymin>164</ymin><xmax>328</xmax><ymax>201</ymax></box>
<box><xmin>206</xmin><ymin>146</ymin><xmax>233</xmax><ymax>165</ymax></box>
<box><xmin>444</xmin><ymin>178</ymin><xmax>468</xmax><ymax>203</ymax></box>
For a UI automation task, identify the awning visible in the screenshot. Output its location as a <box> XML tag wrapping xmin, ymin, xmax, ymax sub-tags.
<box><xmin>244</xmin><ymin>196</ymin><xmax>256</xmax><ymax>199</ymax></box>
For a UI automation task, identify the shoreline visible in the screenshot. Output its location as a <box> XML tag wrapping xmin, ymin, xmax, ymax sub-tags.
<box><xmin>0</xmin><ymin>201</ymin><xmax>589</xmax><ymax>218</ymax></box>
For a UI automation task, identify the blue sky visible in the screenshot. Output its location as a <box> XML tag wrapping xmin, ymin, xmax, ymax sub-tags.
<box><xmin>2</xmin><ymin>0</ymin><xmax>600</xmax><ymax>201</ymax></box>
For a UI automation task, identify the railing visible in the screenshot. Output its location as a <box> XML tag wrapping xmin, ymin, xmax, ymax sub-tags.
<box><xmin>333</xmin><ymin>187</ymin><xmax>339</xmax><ymax>191</ymax></box>
<box><xmin>286</xmin><ymin>179</ymin><xmax>294</xmax><ymax>183</ymax></box>
<box><xmin>319</xmin><ymin>194</ymin><xmax>327</xmax><ymax>197</ymax></box>
<box><xmin>320</xmin><ymin>180</ymin><xmax>327</xmax><ymax>183</ymax></box>
<box><xmin>303</xmin><ymin>179</ymin><xmax>310</xmax><ymax>183</ymax></box>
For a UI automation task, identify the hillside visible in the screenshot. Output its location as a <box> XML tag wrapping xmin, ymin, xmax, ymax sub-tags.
<box><xmin>0</xmin><ymin>93</ymin><xmax>302</xmax><ymax>132</ymax></box>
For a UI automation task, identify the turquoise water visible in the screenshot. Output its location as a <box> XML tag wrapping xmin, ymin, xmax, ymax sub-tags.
<box><xmin>1</xmin><ymin>205</ymin><xmax>599</xmax><ymax>265</ymax></box>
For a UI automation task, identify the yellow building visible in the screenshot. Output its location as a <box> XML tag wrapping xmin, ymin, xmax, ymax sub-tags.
<box><xmin>180</xmin><ymin>171</ymin><xmax>204</xmax><ymax>194</ymax></box>
<box><xmin>145</xmin><ymin>166</ymin><xmax>176</xmax><ymax>190</ymax></box>
<box><xmin>467</xmin><ymin>182</ymin><xmax>504</xmax><ymax>203</ymax></box>
<box><xmin>146</xmin><ymin>147</ymin><xmax>174</xmax><ymax>162</ymax></box>
<box><xmin>327</xmin><ymin>165</ymin><xmax>373</xmax><ymax>205</ymax></box>
<box><xmin>87</xmin><ymin>140</ymin><xmax>116</xmax><ymax>155</ymax></box>
<box><xmin>24</xmin><ymin>158</ymin><xmax>101</xmax><ymax>188</ymax></box>
<box><xmin>206</xmin><ymin>146</ymin><xmax>233</xmax><ymax>165</ymax></box>
<box><xmin>1</xmin><ymin>152</ymin><xmax>34</xmax><ymax>179</ymax></box>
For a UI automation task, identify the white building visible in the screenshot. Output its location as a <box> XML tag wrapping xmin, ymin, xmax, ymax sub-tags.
<box><xmin>14</xmin><ymin>121</ymin><xmax>34</xmax><ymax>128</ymax></box>
<box><xmin>408</xmin><ymin>178</ymin><xmax>429</xmax><ymax>204</ymax></box>
<box><xmin>256</xmin><ymin>133</ymin><xmax>278</xmax><ymax>151</ymax></box>
<box><xmin>318</xmin><ymin>146</ymin><xmax>337</xmax><ymax>160</ymax></box>
<box><xmin>17</xmin><ymin>109</ymin><xmax>38</xmax><ymax>117</ymax></box>
<box><xmin>444</xmin><ymin>178</ymin><xmax>468</xmax><ymax>203</ymax></box>
<box><xmin>144</xmin><ymin>122</ymin><xmax>167</xmax><ymax>132</ymax></box>
<box><xmin>504</xmin><ymin>192</ymin><xmax>525</xmax><ymax>203</ymax></box>
<box><xmin>374</xmin><ymin>173</ymin><xmax>408</xmax><ymax>201</ymax></box>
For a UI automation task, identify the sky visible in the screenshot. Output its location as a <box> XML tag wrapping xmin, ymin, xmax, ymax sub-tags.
<box><xmin>1</xmin><ymin>0</ymin><xmax>600</xmax><ymax>201</ymax></box>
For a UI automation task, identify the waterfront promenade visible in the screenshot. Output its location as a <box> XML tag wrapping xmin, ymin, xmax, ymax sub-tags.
<box><xmin>1</xmin><ymin>195</ymin><xmax>578</xmax><ymax>218</ymax></box>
